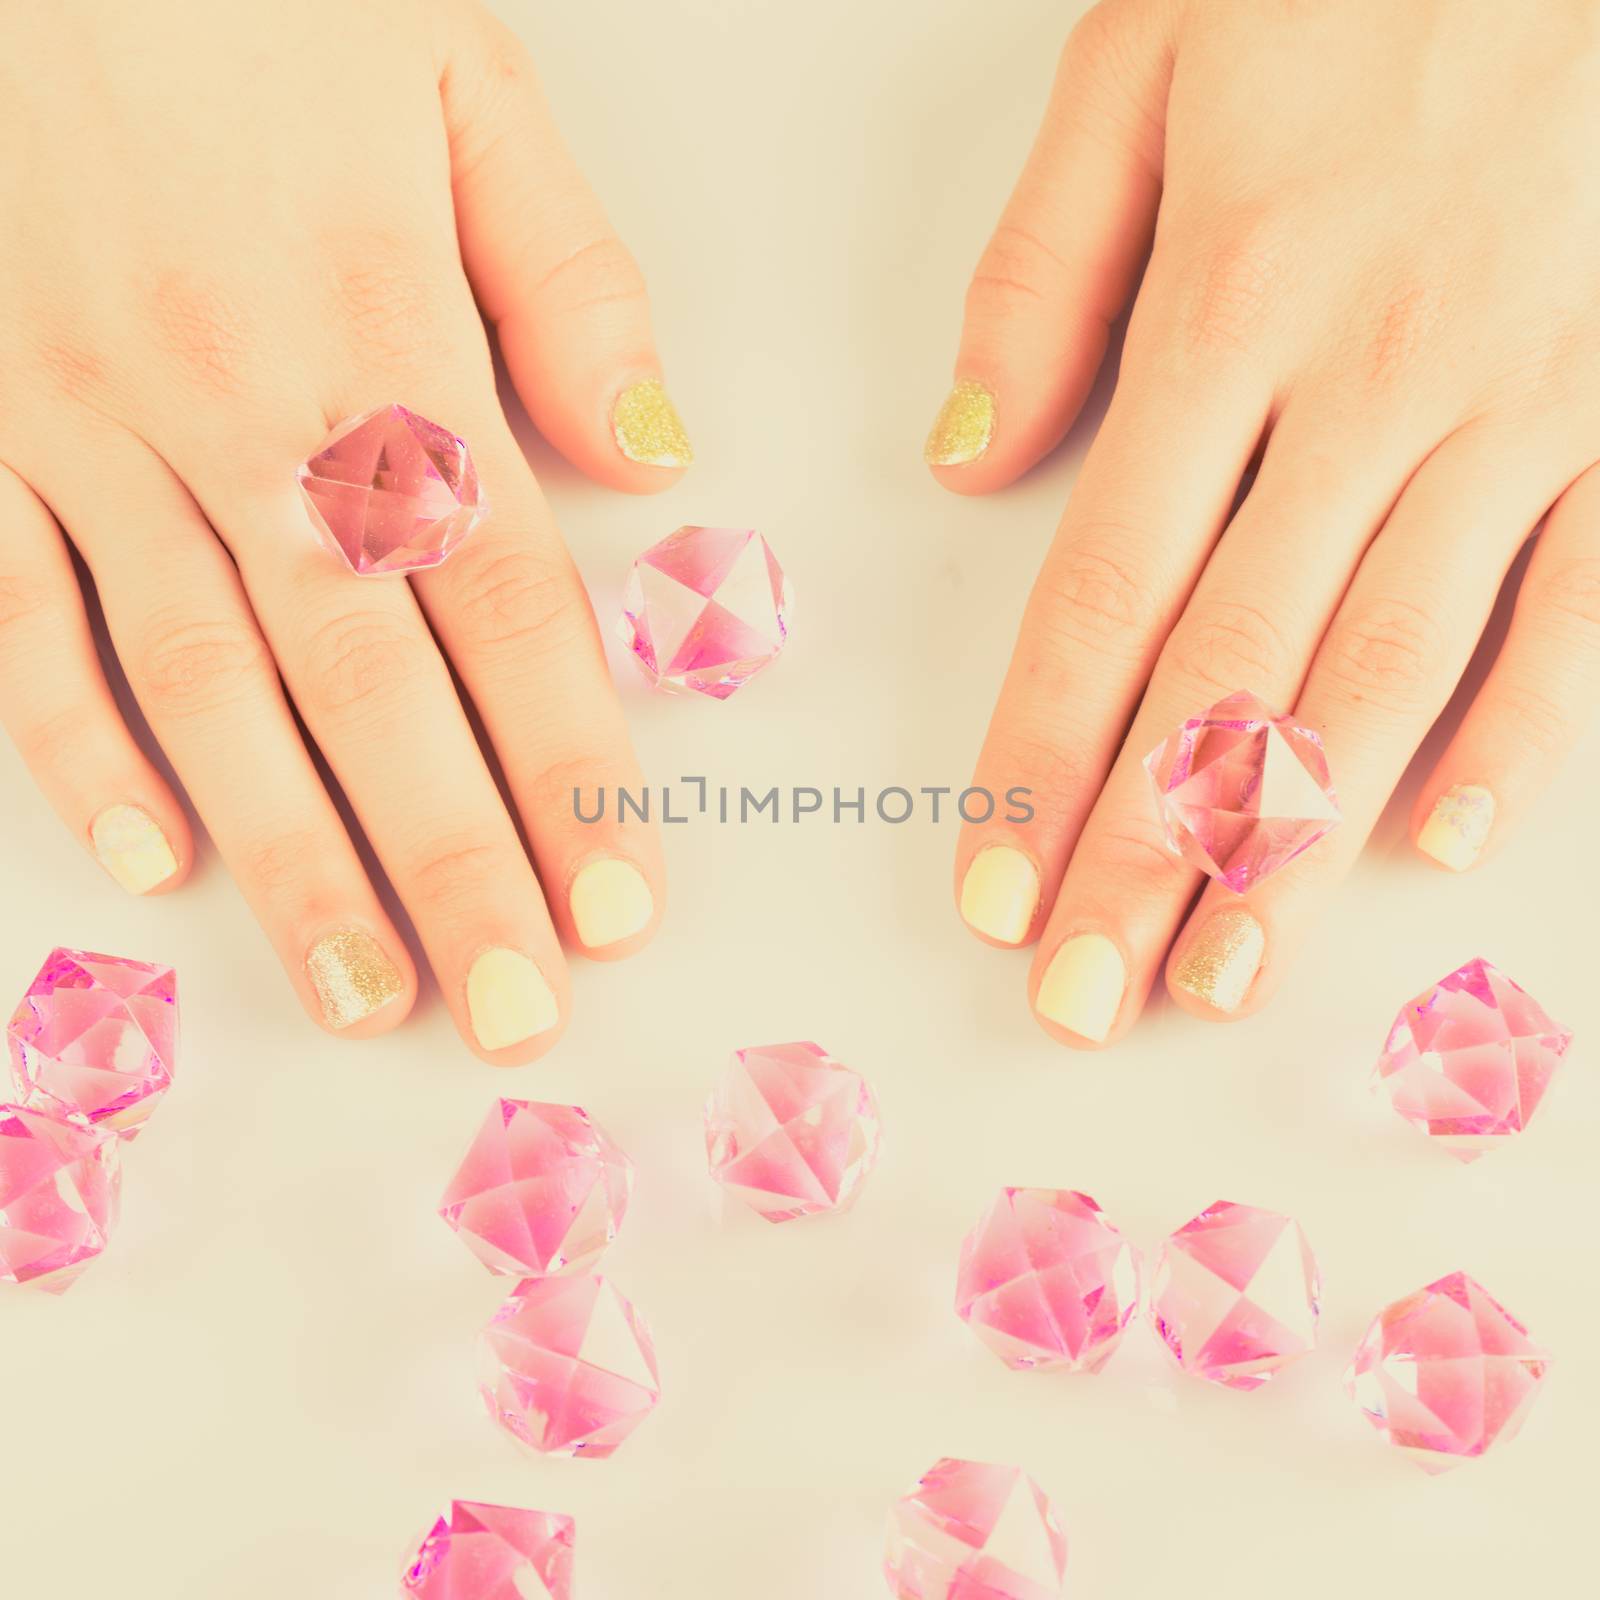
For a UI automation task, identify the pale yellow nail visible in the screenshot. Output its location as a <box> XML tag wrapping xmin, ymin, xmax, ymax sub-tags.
<box><xmin>570</xmin><ymin>858</ymin><xmax>655</xmax><ymax>949</ymax></box>
<box><xmin>467</xmin><ymin>948</ymin><xmax>560</xmax><ymax>1051</ymax></box>
<box><xmin>89</xmin><ymin>804</ymin><xmax>178</xmax><ymax>895</ymax></box>
<box><xmin>1036</xmin><ymin>933</ymin><xmax>1126</xmax><ymax>1043</ymax></box>
<box><xmin>1417</xmin><ymin>784</ymin><xmax>1495</xmax><ymax>872</ymax></box>
<box><xmin>305</xmin><ymin>929</ymin><xmax>405</xmax><ymax>1030</ymax></box>
<box><xmin>959</xmin><ymin>846</ymin><xmax>1039</xmax><ymax>945</ymax></box>
<box><xmin>1172</xmin><ymin>907</ymin><xmax>1265</xmax><ymax>1014</ymax></box>
<box><xmin>612</xmin><ymin>378</ymin><xmax>693</xmax><ymax>467</ymax></box>
<box><xmin>924</xmin><ymin>379</ymin><xmax>995</xmax><ymax>466</ymax></box>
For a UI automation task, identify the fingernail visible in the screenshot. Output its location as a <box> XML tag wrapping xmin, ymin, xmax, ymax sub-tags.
<box><xmin>305</xmin><ymin>929</ymin><xmax>405</xmax><ymax>1030</ymax></box>
<box><xmin>959</xmin><ymin>846</ymin><xmax>1039</xmax><ymax>945</ymax></box>
<box><xmin>570</xmin><ymin>858</ymin><xmax>655</xmax><ymax>949</ymax></box>
<box><xmin>467</xmin><ymin>947</ymin><xmax>560</xmax><ymax>1051</ymax></box>
<box><xmin>1172</xmin><ymin>907</ymin><xmax>1265</xmax><ymax>1014</ymax></box>
<box><xmin>612</xmin><ymin>377</ymin><xmax>693</xmax><ymax>467</ymax></box>
<box><xmin>1036</xmin><ymin>933</ymin><xmax>1125</xmax><ymax>1042</ymax></box>
<box><xmin>1417</xmin><ymin>784</ymin><xmax>1495</xmax><ymax>872</ymax></box>
<box><xmin>89</xmin><ymin>804</ymin><xmax>178</xmax><ymax>895</ymax></box>
<box><xmin>924</xmin><ymin>378</ymin><xmax>995</xmax><ymax>466</ymax></box>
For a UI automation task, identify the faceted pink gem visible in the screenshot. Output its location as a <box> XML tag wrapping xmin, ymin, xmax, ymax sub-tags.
<box><xmin>7</xmin><ymin>947</ymin><xmax>177</xmax><ymax>1138</ymax></box>
<box><xmin>439</xmin><ymin>1100</ymin><xmax>634</xmax><ymax>1277</ymax></box>
<box><xmin>1375</xmin><ymin>958</ymin><xmax>1572</xmax><ymax>1161</ymax></box>
<box><xmin>705</xmin><ymin>1042</ymin><xmax>882</xmax><ymax>1222</ymax></box>
<box><xmin>1149</xmin><ymin>1200</ymin><xmax>1320</xmax><ymax>1390</ymax></box>
<box><xmin>297</xmin><ymin>404</ymin><xmax>486</xmax><ymax>575</ymax></box>
<box><xmin>402</xmin><ymin>1501</ymin><xmax>574</xmax><ymax>1600</ymax></box>
<box><xmin>479</xmin><ymin>1274</ymin><xmax>660</xmax><ymax>1459</ymax></box>
<box><xmin>955</xmin><ymin>1188</ymin><xmax>1140</xmax><ymax>1373</ymax></box>
<box><xmin>884</xmin><ymin>1457</ymin><xmax>1068</xmax><ymax>1600</ymax></box>
<box><xmin>0</xmin><ymin>1104</ymin><xmax>121</xmax><ymax>1293</ymax></box>
<box><xmin>1143</xmin><ymin>690</ymin><xmax>1341</xmax><ymax>892</ymax></box>
<box><xmin>620</xmin><ymin>525</ymin><xmax>790</xmax><ymax>698</ymax></box>
<box><xmin>1345</xmin><ymin>1272</ymin><xmax>1551</xmax><ymax>1473</ymax></box>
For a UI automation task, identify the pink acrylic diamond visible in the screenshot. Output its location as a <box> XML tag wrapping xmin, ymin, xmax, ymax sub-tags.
<box><xmin>1143</xmin><ymin>690</ymin><xmax>1341</xmax><ymax>892</ymax></box>
<box><xmin>297</xmin><ymin>404</ymin><xmax>486</xmax><ymax>575</ymax></box>
<box><xmin>8</xmin><ymin>947</ymin><xmax>177</xmax><ymax>1138</ymax></box>
<box><xmin>0</xmin><ymin>1104</ymin><xmax>121</xmax><ymax>1292</ymax></box>
<box><xmin>620</xmin><ymin>525</ymin><xmax>790</xmax><ymax>698</ymax></box>
<box><xmin>1345</xmin><ymin>1272</ymin><xmax>1551</xmax><ymax>1473</ymax></box>
<box><xmin>402</xmin><ymin>1501</ymin><xmax>574</xmax><ymax>1600</ymax></box>
<box><xmin>1375</xmin><ymin>958</ymin><xmax>1572</xmax><ymax>1161</ymax></box>
<box><xmin>479</xmin><ymin>1274</ymin><xmax>660</xmax><ymax>1459</ymax></box>
<box><xmin>955</xmin><ymin>1188</ymin><xmax>1139</xmax><ymax>1373</ymax></box>
<box><xmin>705</xmin><ymin>1041</ymin><xmax>881</xmax><ymax>1222</ymax></box>
<box><xmin>1149</xmin><ymin>1200</ymin><xmax>1320</xmax><ymax>1390</ymax></box>
<box><xmin>440</xmin><ymin>1100</ymin><xmax>634</xmax><ymax>1277</ymax></box>
<box><xmin>884</xmin><ymin>1457</ymin><xmax>1068</xmax><ymax>1600</ymax></box>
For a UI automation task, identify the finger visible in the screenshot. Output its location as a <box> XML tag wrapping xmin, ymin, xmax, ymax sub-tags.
<box><xmin>924</xmin><ymin>0</ymin><xmax>1176</xmax><ymax>490</ymax></box>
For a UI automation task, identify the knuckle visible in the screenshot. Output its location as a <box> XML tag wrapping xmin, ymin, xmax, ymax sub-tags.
<box><xmin>0</xmin><ymin>573</ymin><xmax>53</xmax><ymax>637</ymax></box>
<box><xmin>144</xmin><ymin>268</ymin><xmax>258</xmax><ymax>396</ymax></box>
<box><xmin>1532</xmin><ymin>552</ymin><xmax>1600</xmax><ymax>636</ymax></box>
<box><xmin>447</xmin><ymin>546</ymin><xmax>585</xmax><ymax>655</ymax></box>
<box><xmin>324</xmin><ymin>230</ymin><xmax>456</xmax><ymax>370</ymax></box>
<box><xmin>1361</xmin><ymin>277</ymin><xmax>1446</xmax><ymax>390</ymax></box>
<box><xmin>15</xmin><ymin>703</ymin><xmax>91</xmax><ymax>773</ymax></box>
<box><xmin>236</xmin><ymin>825</ymin><xmax>329</xmax><ymax>895</ymax></box>
<box><xmin>405</xmin><ymin>832</ymin><xmax>507</xmax><ymax>913</ymax></box>
<box><xmin>1323</xmin><ymin>595</ymin><xmax>1448</xmax><ymax>710</ymax></box>
<box><xmin>1500</xmin><ymin>678</ymin><xmax>1574</xmax><ymax>760</ymax></box>
<box><xmin>136</xmin><ymin>609</ymin><xmax>271</xmax><ymax>717</ymax></box>
<box><xmin>299</xmin><ymin>611</ymin><xmax>433</xmax><ymax>719</ymax></box>
<box><xmin>1091</xmin><ymin>819</ymin><xmax>1188</xmax><ymax>886</ymax></box>
<box><xmin>1166</xmin><ymin>212</ymin><xmax>1288</xmax><ymax>358</ymax></box>
<box><xmin>1169</xmin><ymin>597</ymin><xmax>1294</xmax><ymax>697</ymax></box>
<box><xmin>968</xmin><ymin>223</ymin><xmax>1066</xmax><ymax>314</ymax></box>
<box><xmin>983</xmin><ymin>729</ymin><xmax>1092</xmax><ymax>830</ymax></box>
<box><xmin>530</xmin><ymin>235</ymin><xmax>648</xmax><ymax>320</ymax></box>
<box><xmin>1035</xmin><ymin>534</ymin><xmax>1162</xmax><ymax>648</ymax></box>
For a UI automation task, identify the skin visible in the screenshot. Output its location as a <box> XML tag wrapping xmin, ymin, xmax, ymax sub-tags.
<box><xmin>943</xmin><ymin>0</ymin><xmax>1600</xmax><ymax>1043</ymax></box>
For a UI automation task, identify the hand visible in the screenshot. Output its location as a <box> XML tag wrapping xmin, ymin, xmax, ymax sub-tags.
<box><xmin>0</xmin><ymin>0</ymin><xmax>687</xmax><ymax>1061</ymax></box>
<box><xmin>935</xmin><ymin>0</ymin><xmax>1600</xmax><ymax>1044</ymax></box>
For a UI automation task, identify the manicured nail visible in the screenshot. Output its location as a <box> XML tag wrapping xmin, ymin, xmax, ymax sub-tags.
<box><xmin>570</xmin><ymin>858</ymin><xmax>655</xmax><ymax>949</ymax></box>
<box><xmin>959</xmin><ymin>845</ymin><xmax>1039</xmax><ymax>945</ymax></box>
<box><xmin>1417</xmin><ymin>784</ymin><xmax>1495</xmax><ymax>872</ymax></box>
<box><xmin>924</xmin><ymin>379</ymin><xmax>995</xmax><ymax>466</ymax></box>
<box><xmin>1172</xmin><ymin>907</ymin><xmax>1265</xmax><ymax>1014</ymax></box>
<box><xmin>612</xmin><ymin>378</ymin><xmax>693</xmax><ymax>467</ymax></box>
<box><xmin>305</xmin><ymin>929</ymin><xmax>405</xmax><ymax>1030</ymax></box>
<box><xmin>467</xmin><ymin>947</ymin><xmax>560</xmax><ymax>1051</ymax></box>
<box><xmin>1036</xmin><ymin>933</ymin><xmax>1125</xmax><ymax>1042</ymax></box>
<box><xmin>89</xmin><ymin>804</ymin><xmax>178</xmax><ymax>895</ymax></box>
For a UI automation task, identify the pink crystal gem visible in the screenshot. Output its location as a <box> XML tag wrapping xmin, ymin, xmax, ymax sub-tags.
<box><xmin>1143</xmin><ymin>690</ymin><xmax>1341</xmax><ymax>892</ymax></box>
<box><xmin>1149</xmin><ymin>1200</ymin><xmax>1320</xmax><ymax>1390</ymax></box>
<box><xmin>885</xmin><ymin>1457</ymin><xmax>1068</xmax><ymax>1600</ymax></box>
<box><xmin>1375</xmin><ymin>958</ymin><xmax>1573</xmax><ymax>1161</ymax></box>
<box><xmin>402</xmin><ymin>1501</ymin><xmax>574</xmax><ymax>1600</ymax></box>
<box><xmin>440</xmin><ymin>1100</ymin><xmax>634</xmax><ymax>1277</ymax></box>
<box><xmin>955</xmin><ymin>1188</ymin><xmax>1139</xmax><ymax>1373</ymax></box>
<box><xmin>705</xmin><ymin>1041</ymin><xmax>881</xmax><ymax>1222</ymax></box>
<box><xmin>620</xmin><ymin>525</ymin><xmax>790</xmax><ymax>698</ymax></box>
<box><xmin>1345</xmin><ymin>1272</ymin><xmax>1551</xmax><ymax>1473</ymax></box>
<box><xmin>0</xmin><ymin>1104</ymin><xmax>121</xmax><ymax>1292</ymax></box>
<box><xmin>297</xmin><ymin>404</ymin><xmax>486</xmax><ymax>575</ymax></box>
<box><xmin>479</xmin><ymin>1274</ymin><xmax>660</xmax><ymax>1459</ymax></box>
<box><xmin>7</xmin><ymin>947</ymin><xmax>177</xmax><ymax>1138</ymax></box>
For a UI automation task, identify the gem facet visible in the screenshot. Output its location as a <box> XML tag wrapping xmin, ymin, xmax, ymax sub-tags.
<box><xmin>440</xmin><ymin>1100</ymin><xmax>634</xmax><ymax>1277</ymax></box>
<box><xmin>955</xmin><ymin>1188</ymin><xmax>1140</xmax><ymax>1373</ymax></box>
<box><xmin>885</xmin><ymin>1457</ymin><xmax>1068</xmax><ymax>1600</ymax></box>
<box><xmin>7</xmin><ymin>947</ymin><xmax>177</xmax><ymax>1137</ymax></box>
<box><xmin>1143</xmin><ymin>691</ymin><xmax>1341</xmax><ymax>892</ymax></box>
<box><xmin>705</xmin><ymin>1041</ymin><xmax>881</xmax><ymax>1222</ymax></box>
<box><xmin>402</xmin><ymin>1500</ymin><xmax>575</xmax><ymax>1600</ymax></box>
<box><xmin>620</xmin><ymin>525</ymin><xmax>790</xmax><ymax>698</ymax></box>
<box><xmin>1374</xmin><ymin>958</ymin><xmax>1572</xmax><ymax>1161</ymax></box>
<box><xmin>0</xmin><ymin>1104</ymin><xmax>121</xmax><ymax>1292</ymax></box>
<box><xmin>1149</xmin><ymin>1200</ymin><xmax>1320</xmax><ymax>1390</ymax></box>
<box><xmin>297</xmin><ymin>404</ymin><xmax>486</xmax><ymax>575</ymax></box>
<box><xmin>479</xmin><ymin>1274</ymin><xmax>660</xmax><ymax>1459</ymax></box>
<box><xmin>1345</xmin><ymin>1272</ymin><xmax>1551</xmax><ymax>1472</ymax></box>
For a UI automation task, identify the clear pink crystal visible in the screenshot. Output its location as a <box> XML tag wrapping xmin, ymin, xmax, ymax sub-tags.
<box><xmin>1149</xmin><ymin>1200</ymin><xmax>1320</xmax><ymax>1390</ymax></box>
<box><xmin>620</xmin><ymin>525</ymin><xmax>790</xmax><ymax>698</ymax></box>
<box><xmin>1375</xmin><ymin>958</ymin><xmax>1572</xmax><ymax>1161</ymax></box>
<box><xmin>0</xmin><ymin>1104</ymin><xmax>121</xmax><ymax>1292</ymax></box>
<box><xmin>884</xmin><ymin>1458</ymin><xmax>1068</xmax><ymax>1600</ymax></box>
<box><xmin>297</xmin><ymin>404</ymin><xmax>486</xmax><ymax>575</ymax></box>
<box><xmin>7</xmin><ymin>947</ymin><xmax>177</xmax><ymax>1138</ymax></box>
<box><xmin>479</xmin><ymin>1274</ymin><xmax>660</xmax><ymax>1459</ymax></box>
<box><xmin>1143</xmin><ymin>690</ymin><xmax>1341</xmax><ymax>892</ymax></box>
<box><xmin>705</xmin><ymin>1042</ymin><xmax>881</xmax><ymax>1222</ymax></box>
<box><xmin>402</xmin><ymin>1501</ymin><xmax>574</xmax><ymax>1600</ymax></box>
<box><xmin>1345</xmin><ymin>1272</ymin><xmax>1551</xmax><ymax>1473</ymax></box>
<box><xmin>440</xmin><ymin>1100</ymin><xmax>634</xmax><ymax>1277</ymax></box>
<box><xmin>955</xmin><ymin>1188</ymin><xmax>1139</xmax><ymax>1373</ymax></box>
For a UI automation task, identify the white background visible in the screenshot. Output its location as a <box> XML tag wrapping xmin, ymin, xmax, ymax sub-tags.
<box><xmin>3</xmin><ymin>1</ymin><xmax>1596</xmax><ymax>1595</ymax></box>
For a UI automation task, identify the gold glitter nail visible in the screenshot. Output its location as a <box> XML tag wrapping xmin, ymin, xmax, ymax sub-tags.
<box><xmin>1172</xmin><ymin>908</ymin><xmax>1265</xmax><ymax>1014</ymax></box>
<box><xmin>612</xmin><ymin>378</ymin><xmax>693</xmax><ymax>467</ymax></box>
<box><xmin>305</xmin><ymin>929</ymin><xmax>404</xmax><ymax>1030</ymax></box>
<box><xmin>1417</xmin><ymin>784</ymin><xmax>1495</xmax><ymax>872</ymax></box>
<box><xmin>924</xmin><ymin>378</ymin><xmax>995</xmax><ymax>466</ymax></box>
